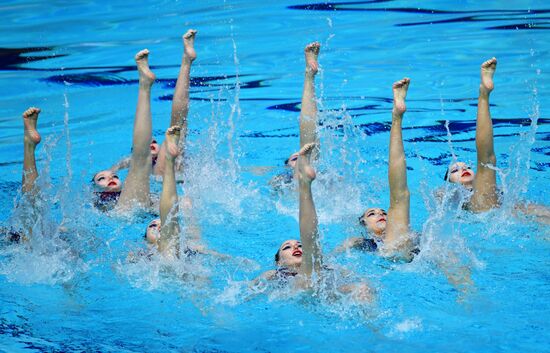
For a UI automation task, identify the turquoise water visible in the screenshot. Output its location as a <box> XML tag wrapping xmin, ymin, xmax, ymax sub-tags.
<box><xmin>1</xmin><ymin>1</ymin><xmax>549</xmax><ymax>352</ymax></box>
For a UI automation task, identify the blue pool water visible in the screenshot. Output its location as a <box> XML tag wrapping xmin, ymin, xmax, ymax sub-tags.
<box><xmin>1</xmin><ymin>1</ymin><xmax>549</xmax><ymax>352</ymax></box>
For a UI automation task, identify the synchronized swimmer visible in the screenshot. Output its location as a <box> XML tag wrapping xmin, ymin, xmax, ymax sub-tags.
<box><xmin>334</xmin><ymin>78</ymin><xmax>417</xmax><ymax>261</ymax></box>
<box><xmin>91</xmin><ymin>29</ymin><xmax>198</xmax><ymax>212</ymax></box>
<box><xmin>5</xmin><ymin>28</ymin><xmax>548</xmax><ymax>304</ymax></box>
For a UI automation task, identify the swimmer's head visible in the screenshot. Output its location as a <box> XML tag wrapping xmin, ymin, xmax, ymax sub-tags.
<box><xmin>275</xmin><ymin>239</ymin><xmax>302</xmax><ymax>268</ymax></box>
<box><xmin>285</xmin><ymin>152</ymin><xmax>300</xmax><ymax>168</ymax></box>
<box><xmin>145</xmin><ymin>219</ymin><xmax>161</xmax><ymax>244</ymax></box>
<box><xmin>1</xmin><ymin>227</ymin><xmax>24</xmax><ymax>243</ymax></box>
<box><xmin>359</xmin><ymin>208</ymin><xmax>387</xmax><ymax>237</ymax></box>
<box><xmin>445</xmin><ymin>162</ymin><xmax>475</xmax><ymax>186</ymax></box>
<box><xmin>91</xmin><ymin>170</ymin><xmax>122</xmax><ymax>192</ymax></box>
<box><xmin>150</xmin><ymin>139</ymin><xmax>160</xmax><ymax>158</ymax></box>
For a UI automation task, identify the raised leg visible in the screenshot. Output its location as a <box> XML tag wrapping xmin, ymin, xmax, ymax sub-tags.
<box><xmin>171</xmin><ymin>29</ymin><xmax>197</xmax><ymax>127</ymax></box>
<box><xmin>156</xmin><ymin>29</ymin><xmax>197</xmax><ymax>175</ymax></box>
<box><xmin>158</xmin><ymin>126</ymin><xmax>181</xmax><ymax>257</ymax></box>
<box><xmin>384</xmin><ymin>78</ymin><xmax>412</xmax><ymax>257</ymax></box>
<box><xmin>296</xmin><ymin>142</ymin><xmax>322</xmax><ymax>279</ymax></box>
<box><xmin>299</xmin><ymin>42</ymin><xmax>320</xmax><ymax>161</ymax></box>
<box><xmin>22</xmin><ymin>107</ymin><xmax>41</xmax><ymax>194</ymax></box>
<box><xmin>117</xmin><ymin>49</ymin><xmax>155</xmax><ymax>210</ymax></box>
<box><xmin>470</xmin><ymin>58</ymin><xmax>499</xmax><ymax>212</ymax></box>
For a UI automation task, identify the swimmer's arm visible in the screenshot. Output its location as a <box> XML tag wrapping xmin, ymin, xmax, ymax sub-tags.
<box><xmin>56</xmin><ymin>218</ymin><xmax>73</xmax><ymax>234</ymax></box>
<box><xmin>332</xmin><ymin>237</ymin><xmax>364</xmax><ymax>255</ymax></box>
<box><xmin>434</xmin><ymin>252</ymin><xmax>474</xmax><ymax>300</ymax></box>
<box><xmin>109</xmin><ymin>156</ymin><xmax>131</xmax><ymax>172</ymax></box>
<box><xmin>192</xmin><ymin>246</ymin><xmax>232</xmax><ymax>261</ymax></box>
<box><xmin>240</xmin><ymin>270</ymin><xmax>277</xmax><ymax>301</ymax></box>
<box><xmin>180</xmin><ymin>196</ymin><xmax>203</xmax><ymax>244</ymax></box>
<box><xmin>185</xmin><ymin>222</ymin><xmax>202</xmax><ymax>244</ymax></box>
<box><xmin>249</xmin><ymin>270</ymin><xmax>277</xmax><ymax>288</ymax></box>
<box><xmin>126</xmin><ymin>251</ymin><xmax>139</xmax><ymax>263</ymax></box>
<box><xmin>514</xmin><ymin>202</ymin><xmax>550</xmax><ymax>225</ymax></box>
<box><xmin>337</xmin><ymin>282</ymin><xmax>375</xmax><ymax>303</ymax></box>
<box><xmin>244</xmin><ymin>165</ymin><xmax>277</xmax><ymax>176</ymax></box>
<box><xmin>433</xmin><ymin>187</ymin><xmax>445</xmax><ymax>202</ymax></box>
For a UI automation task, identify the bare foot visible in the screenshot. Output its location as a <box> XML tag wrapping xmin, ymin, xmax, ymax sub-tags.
<box><xmin>392</xmin><ymin>77</ymin><xmax>410</xmax><ymax>116</ymax></box>
<box><xmin>480</xmin><ymin>57</ymin><xmax>497</xmax><ymax>94</ymax></box>
<box><xmin>295</xmin><ymin>142</ymin><xmax>317</xmax><ymax>183</ymax></box>
<box><xmin>183</xmin><ymin>29</ymin><xmax>197</xmax><ymax>63</ymax></box>
<box><xmin>22</xmin><ymin>107</ymin><xmax>41</xmax><ymax>146</ymax></box>
<box><xmin>135</xmin><ymin>49</ymin><xmax>156</xmax><ymax>87</ymax></box>
<box><xmin>304</xmin><ymin>42</ymin><xmax>320</xmax><ymax>76</ymax></box>
<box><xmin>165</xmin><ymin>125</ymin><xmax>181</xmax><ymax>160</ymax></box>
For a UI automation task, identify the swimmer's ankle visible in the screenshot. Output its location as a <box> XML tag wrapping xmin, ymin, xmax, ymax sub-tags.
<box><xmin>183</xmin><ymin>29</ymin><xmax>197</xmax><ymax>63</ymax></box>
<box><xmin>135</xmin><ymin>49</ymin><xmax>156</xmax><ymax>87</ymax></box>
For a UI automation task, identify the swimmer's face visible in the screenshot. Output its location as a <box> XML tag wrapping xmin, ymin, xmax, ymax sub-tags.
<box><xmin>447</xmin><ymin>162</ymin><xmax>475</xmax><ymax>185</ymax></box>
<box><xmin>359</xmin><ymin>208</ymin><xmax>387</xmax><ymax>237</ymax></box>
<box><xmin>286</xmin><ymin>152</ymin><xmax>299</xmax><ymax>168</ymax></box>
<box><xmin>150</xmin><ymin>139</ymin><xmax>160</xmax><ymax>158</ymax></box>
<box><xmin>93</xmin><ymin>170</ymin><xmax>122</xmax><ymax>192</ymax></box>
<box><xmin>276</xmin><ymin>239</ymin><xmax>302</xmax><ymax>268</ymax></box>
<box><xmin>145</xmin><ymin>219</ymin><xmax>161</xmax><ymax>244</ymax></box>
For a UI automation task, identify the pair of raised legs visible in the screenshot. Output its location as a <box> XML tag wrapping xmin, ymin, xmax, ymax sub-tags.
<box><xmin>296</xmin><ymin>43</ymin><xmax>373</xmax><ymax>299</ymax></box>
<box><xmin>95</xmin><ymin>29</ymin><xmax>197</xmax><ymax>212</ymax></box>
<box><xmin>265</xmin><ymin>43</ymin><xmax>372</xmax><ymax>301</ymax></box>
<box><xmin>255</xmin><ymin>42</ymin><xmax>321</xmax><ymax>284</ymax></box>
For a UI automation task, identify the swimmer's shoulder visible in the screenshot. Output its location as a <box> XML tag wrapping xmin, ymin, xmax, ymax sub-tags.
<box><xmin>434</xmin><ymin>184</ymin><xmax>475</xmax><ymax>209</ymax></box>
<box><xmin>334</xmin><ymin>236</ymin><xmax>373</xmax><ymax>255</ymax></box>
<box><xmin>126</xmin><ymin>248</ymin><xmax>155</xmax><ymax>263</ymax></box>
<box><xmin>259</xmin><ymin>269</ymin><xmax>278</xmax><ymax>281</ymax></box>
<box><xmin>250</xmin><ymin>270</ymin><xmax>278</xmax><ymax>288</ymax></box>
<box><xmin>345</xmin><ymin>236</ymin><xmax>365</xmax><ymax>248</ymax></box>
<box><xmin>357</xmin><ymin>237</ymin><xmax>378</xmax><ymax>252</ymax></box>
<box><xmin>349</xmin><ymin>236</ymin><xmax>378</xmax><ymax>252</ymax></box>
